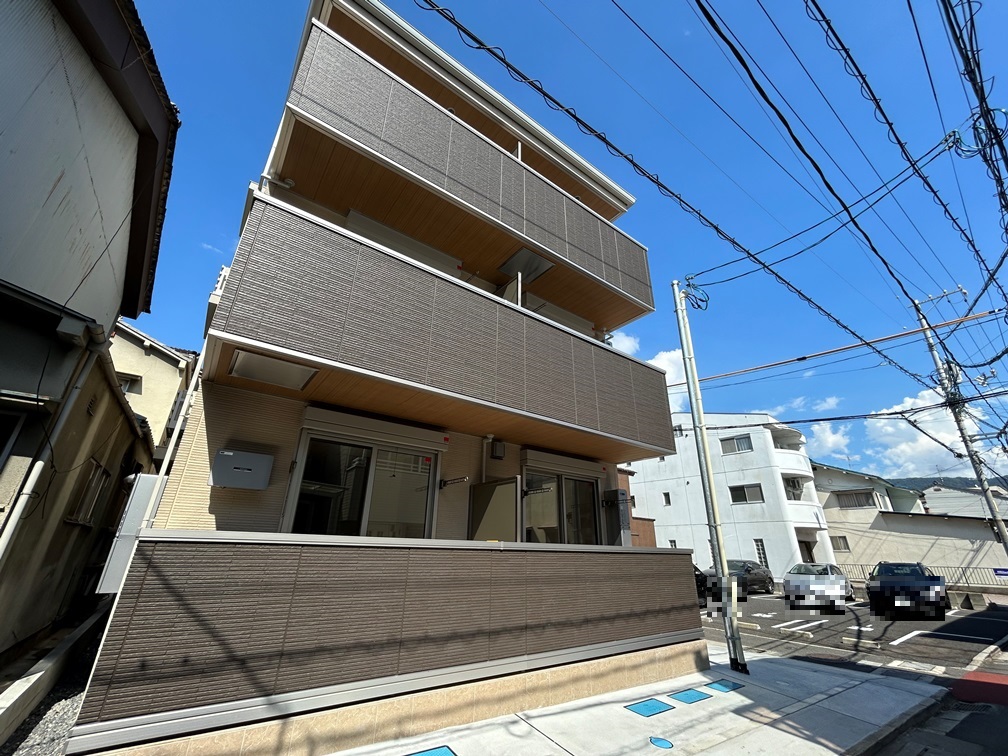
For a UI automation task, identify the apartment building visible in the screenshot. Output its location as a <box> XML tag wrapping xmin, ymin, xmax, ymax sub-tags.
<box><xmin>68</xmin><ymin>2</ymin><xmax>703</xmax><ymax>752</ymax></box>
<box><xmin>0</xmin><ymin>0</ymin><xmax>177</xmax><ymax>658</ymax></box>
<box><xmin>630</xmin><ymin>412</ymin><xmax>834</xmax><ymax>581</ymax></box>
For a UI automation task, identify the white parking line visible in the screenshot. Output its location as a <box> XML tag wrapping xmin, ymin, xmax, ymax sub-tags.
<box><xmin>772</xmin><ymin>619</ymin><xmax>805</xmax><ymax>628</ymax></box>
<box><xmin>923</xmin><ymin>631</ymin><xmax>992</xmax><ymax>642</ymax></box>
<box><xmin>791</xmin><ymin>619</ymin><xmax>829</xmax><ymax>631</ymax></box>
<box><xmin>890</xmin><ymin>630</ymin><xmax>923</xmax><ymax>646</ymax></box>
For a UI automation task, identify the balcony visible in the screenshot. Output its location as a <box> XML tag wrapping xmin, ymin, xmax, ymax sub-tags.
<box><xmin>70</xmin><ymin>531</ymin><xmax>702</xmax><ymax>752</ymax></box>
<box><xmin>276</xmin><ymin>22</ymin><xmax>652</xmax><ymax>332</ymax></box>
<box><xmin>775</xmin><ymin>448</ymin><xmax>813</xmax><ymax>477</ymax></box>
<box><xmin>788</xmin><ymin>501</ymin><xmax>828</xmax><ymax>529</ymax></box>
<box><xmin>205</xmin><ymin>196</ymin><xmax>674</xmax><ymax>461</ymax></box>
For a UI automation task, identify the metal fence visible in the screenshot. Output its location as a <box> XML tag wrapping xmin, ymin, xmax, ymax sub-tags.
<box><xmin>838</xmin><ymin>563</ymin><xmax>1008</xmax><ymax>589</ymax></box>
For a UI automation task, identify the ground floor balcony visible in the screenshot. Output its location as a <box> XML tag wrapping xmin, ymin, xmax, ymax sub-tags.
<box><xmin>68</xmin><ymin>531</ymin><xmax>703</xmax><ymax>753</ymax></box>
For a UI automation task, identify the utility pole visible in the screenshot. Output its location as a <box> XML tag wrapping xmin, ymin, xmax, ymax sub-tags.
<box><xmin>673</xmin><ymin>281</ymin><xmax>748</xmax><ymax>673</ymax></box>
<box><xmin>915</xmin><ymin>300</ymin><xmax>1008</xmax><ymax>557</ymax></box>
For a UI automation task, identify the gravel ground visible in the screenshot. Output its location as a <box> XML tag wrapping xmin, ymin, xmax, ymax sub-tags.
<box><xmin>0</xmin><ymin>635</ymin><xmax>100</xmax><ymax>756</ymax></box>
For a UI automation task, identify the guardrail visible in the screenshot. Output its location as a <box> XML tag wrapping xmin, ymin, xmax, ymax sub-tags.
<box><xmin>838</xmin><ymin>563</ymin><xmax>1008</xmax><ymax>589</ymax></box>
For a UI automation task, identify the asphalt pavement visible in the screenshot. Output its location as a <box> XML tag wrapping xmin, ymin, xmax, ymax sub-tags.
<box><xmin>702</xmin><ymin>594</ymin><xmax>1008</xmax><ymax>674</ymax></box>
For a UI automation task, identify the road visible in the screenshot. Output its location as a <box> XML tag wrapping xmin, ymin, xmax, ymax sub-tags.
<box><xmin>701</xmin><ymin>594</ymin><xmax>1008</xmax><ymax>678</ymax></box>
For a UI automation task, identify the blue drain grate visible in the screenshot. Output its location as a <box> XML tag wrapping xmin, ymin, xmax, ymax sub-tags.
<box><xmin>649</xmin><ymin>735</ymin><xmax>674</xmax><ymax>749</ymax></box>
<box><xmin>706</xmin><ymin>679</ymin><xmax>745</xmax><ymax>693</ymax></box>
<box><xmin>668</xmin><ymin>688</ymin><xmax>712</xmax><ymax>704</ymax></box>
<box><xmin>405</xmin><ymin>747</ymin><xmax>457</xmax><ymax>756</ymax></box>
<box><xmin>625</xmin><ymin>698</ymin><xmax>675</xmax><ymax>717</ymax></box>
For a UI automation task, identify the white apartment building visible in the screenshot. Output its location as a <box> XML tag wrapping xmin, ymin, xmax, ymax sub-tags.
<box><xmin>629</xmin><ymin>412</ymin><xmax>834</xmax><ymax>581</ymax></box>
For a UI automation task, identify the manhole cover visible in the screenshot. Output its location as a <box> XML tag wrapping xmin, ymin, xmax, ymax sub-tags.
<box><xmin>951</xmin><ymin>702</ymin><xmax>993</xmax><ymax>713</ymax></box>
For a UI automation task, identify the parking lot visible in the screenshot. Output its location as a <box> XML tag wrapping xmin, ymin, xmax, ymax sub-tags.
<box><xmin>702</xmin><ymin>593</ymin><xmax>1008</xmax><ymax>673</ymax></box>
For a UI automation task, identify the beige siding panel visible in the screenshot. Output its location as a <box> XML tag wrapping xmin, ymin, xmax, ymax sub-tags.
<box><xmin>156</xmin><ymin>384</ymin><xmax>306</xmax><ymax>532</ymax></box>
<box><xmin>434</xmin><ymin>432</ymin><xmax>482</xmax><ymax>540</ymax></box>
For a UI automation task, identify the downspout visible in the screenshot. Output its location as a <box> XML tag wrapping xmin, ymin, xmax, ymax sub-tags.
<box><xmin>91</xmin><ymin>325</ymin><xmax>155</xmax><ymax>458</ymax></box>
<box><xmin>481</xmin><ymin>434</ymin><xmax>493</xmax><ymax>483</ymax></box>
<box><xmin>0</xmin><ymin>347</ymin><xmax>99</xmax><ymax>574</ymax></box>
<box><xmin>142</xmin><ymin>339</ymin><xmax>207</xmax><ymax>528</ymax></box>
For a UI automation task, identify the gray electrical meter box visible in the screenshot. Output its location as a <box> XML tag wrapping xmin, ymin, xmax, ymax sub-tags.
<box><xmin>209</xmin><ymin>449</ymin><xmax>274</xmax><ymax>490</ymax></box>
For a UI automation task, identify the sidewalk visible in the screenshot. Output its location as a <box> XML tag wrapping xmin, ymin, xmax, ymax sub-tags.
<box><xmin>332</xmin><ymin>643</ymin><xmax>945</xmax><ymax>755</ymax></box>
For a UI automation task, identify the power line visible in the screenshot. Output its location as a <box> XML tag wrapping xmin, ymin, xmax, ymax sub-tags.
<box><xmin>414</xmin><ymin>0</ymin><xmax>933</xmax><ymax>390</ymax></box>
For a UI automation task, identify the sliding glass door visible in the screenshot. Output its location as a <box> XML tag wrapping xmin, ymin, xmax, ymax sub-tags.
<box><xmin>289</xmin><ymin>436</ymin><xmax>435</xmax><ymax>538</ymax></box>
<box><xmin>523</xmin><ymin>469</ymin><xmax>601</xmax><ymax>545</ymax></box>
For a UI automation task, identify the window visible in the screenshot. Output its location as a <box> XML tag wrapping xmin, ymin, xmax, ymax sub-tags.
<box><xmin>66</xmin><ymin>459</ymin><xmax>110</xmax><ymax>524</ymax></box>
<box><xmin>729</xmin><ymin>484</ymin><xmax>764</xmax><ymax>504</ymax></box>
<box><xmin>630</xmin><ymin>494</ymin><xmax>636</xmax><ymax>509</ymax></box>
<box><xmin>290</xmin><ymin>436</ymin><xmax>436</xmax><ymax>538</ymax></box>
<box><xmin>753</xmin><ymin>538</ymin><xmax>769</xmax><ymax>569</ymax></box>
<box><xmin>117</xmin><ymin>373</ymin><xmax>142</xmax><ymax>394</ymax></box>
<box><xmin>830</xmin><ymin>535</ymin><xmax>851</xmax><ymax>551</ymax></box>
<box><xmin>720</xmin><ymin>435</ymin><xmax>753</xmax><ymax>454</ymax></box>
<box><xmin>659</xmin><ymin>455</ymin><xmax>666</xmax><ymax>462</ymax></box>
<box><xmin>837</xmin><ymin>491</ymin><xmax>875</xmax><ymax>509</ymax></box>
<box><xmin>669</xmin><ymin>539</ymin><xmax>677</xmax><ymax>549</ymax></box>
<box><xmin>524</xmin><ymin>470</ymin><xmax>601</xmax><ymax>545</ymax></box>
<box><xmin>663</xmin><ymin>491</ymin><xmax>671</xmax><ymax>506</ymax></box>
<box><xmin>783</xmin><ymin>477</ymin><xmax>804</xmax><ymax>501</ymax></box>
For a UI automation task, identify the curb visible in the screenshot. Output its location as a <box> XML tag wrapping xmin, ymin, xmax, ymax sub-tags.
<box><xmin>848</xmin><ymin>689</ymin><xmax>948</xmax><ymax>756</ymax></box>
<box><xmin>842</xmin><ymin>637</ymin><xmax>881</xmax><ymax>649</ymax></box>
<box><xmin>779</xmin><ymin>628</ymin><xmax>813</xmax><ymax>639</ymax></box>
<box><xmin>737</xmin><ymin>621</ymin><xmax>761</xmax><ymax>631</ymax></box>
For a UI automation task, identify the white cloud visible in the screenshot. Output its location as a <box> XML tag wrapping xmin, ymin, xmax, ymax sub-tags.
<box><xmin>752</xmin><ymin>397</ymin><xmax>807</xmax><ymax>417</ymax></box>
<box><xmin>609</xmin><ymin>331</ymin><xmax>640</xmax><ymax>356</ymax></box>
<box><xmin>863</xmin><ymin>389</ymin><xmax>975</xmax><ymax>478</ymax></box>
<box><xmin>807</xmin><ymin>421</ymin><xmax>851</xmax><ymax>459</ymax></box>
<box><xmin>813</xmin><ymin>396</ymin><xmax>841</xmax><ymax>412</ymax></box>
<box><xmin>201</xmin><ymin>242</ymin><xmax>224</xmax><ymax>255</ymax></box>
<box><xmin>648</xmin><ymin>349</ymin><xmax>688</xmax><ymax>411</ymax></box>
<box><xmin>802</xmin><ymin>369</ymin><xmax>816</xmax><ymax>379</ymax></box>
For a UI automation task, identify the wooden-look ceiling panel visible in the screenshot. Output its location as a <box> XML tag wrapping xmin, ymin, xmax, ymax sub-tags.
<box><xmin>209</xmin><ymin>340</ymin><xmax>660</xmax><ymax>462</ymax></box>
<box><xmin>278</xmin><ymin>120</ymin><xmax>646</xmax><ymax>330</ymax></box>
<box><xmin>323</xmin><ymin>9</ymin><xmax>625</xmax><ymax>220</ymax></box>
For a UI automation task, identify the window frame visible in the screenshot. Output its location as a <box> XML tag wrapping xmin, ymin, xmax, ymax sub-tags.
<box><xmin>829</xmin><ymin>535</ymin><xmax>851</xmax><ymax>552</ymax></box>
<box><xmin>729</xmin><ymin>483</ymin><xmax>764</xmax><ymax>504</ymax></box>
<box><xmin>662</xmin><ymin>491</ymin><xmax>671</xmax><ymax>506</ymax></box>
<box><xmin>66</xmin><ymin>458</ymin><xmax>110</xmax><ymax>525</ymax></box>
<box><xmin>837</xmin><ymin>490</ymin><xmax>876</xmax><ymax>509</ymax></box>
<box><xmin>282</xmin><ymin>428</ymin><xmax>441</xmax><ymax>539</ymax></box>
<box><xmin>720</xmin><ymin>434</ymin><xmax>753</xmax><ymax>455</ymax></box>
<box><xmin>521</xmin><ymin>466</ymin><xmax>604</xmax><ymax>545</ymax></box>
<box><xmin>753</xmin><ymin>538</ymin><xmax>769</xmax><ymax>569</ymax></box>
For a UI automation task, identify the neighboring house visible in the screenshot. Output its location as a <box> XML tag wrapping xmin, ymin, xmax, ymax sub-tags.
<box><xmin>620</xmin><ymin>465</ymin><xmax>656</xmax><ymax>547</ymax></box>
<box><xmin>0</xmin><ymin>0</ymin><xmax>177</xmax><ymax>658</ymax></box>
<box><xmin>68</xmin><ymin>3</ymin><xmax>702</xmax><ymax>753</ymax></box>
<box><xmin>920</xmin><ymin>483</ymin><xmax>1008</xmax><ymax>518</ymax></box>
<box><xmin>815</xmin><ymin>462</ymin><xmax>1007</xmax><ymax>573</ymax></box>
<box><xmin>629</xmin><ymin>412</ymin><xmax>834</xmax><ymax>579</ymax></box>
<box><xmin>109</xmin><ymin>320</ymin><xmax>196</xmax><ymax>462</ymax></box>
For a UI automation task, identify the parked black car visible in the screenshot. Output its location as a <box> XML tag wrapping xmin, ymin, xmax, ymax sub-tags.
<box><xmin>703</xmin><ymin>559</ymin><xmax>774</xmax><ymax>595</ymax></box>
<box><xmin>694</xmin><ymin>564</ymin><xmax>708</xmax><ymax>607</ymax></box>
<box><xmin>866</xmin><ymin>561</ymin><xmax>949</xmax><ymax>619</ymax></box>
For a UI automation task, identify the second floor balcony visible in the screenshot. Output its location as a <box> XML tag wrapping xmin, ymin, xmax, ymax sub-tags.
<box><xmin>205</xmin><ymin>194</ymin><xmax>674</xmax><ymax>462</ymax></box>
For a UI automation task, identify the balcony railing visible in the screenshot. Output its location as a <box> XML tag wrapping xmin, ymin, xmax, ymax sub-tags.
<box><xmin>210</xmin><ymin>196</ymin><xmax>674</xmax><ymax>453</ymax></box>
<box><xmin>288</xmin><ymin>22</ymin><xmax>652</xmax><ymax>309</ymax></box>
<box><xmin>775</xmin><ymin>448</ymin><xmax>813</xmax><ymax>476</ymax></box>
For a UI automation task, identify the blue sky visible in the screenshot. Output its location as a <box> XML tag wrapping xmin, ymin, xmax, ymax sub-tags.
<box><xmin>133</xmin><ymin>1</ymin><xmax>1008</xmax><ymax>480</ymax></box>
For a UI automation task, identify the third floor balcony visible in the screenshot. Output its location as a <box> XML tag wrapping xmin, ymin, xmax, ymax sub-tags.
<box><xmin>268</xmin><ymin>21</ymin><xmax>653</xmax><ymax>333</ymax></box>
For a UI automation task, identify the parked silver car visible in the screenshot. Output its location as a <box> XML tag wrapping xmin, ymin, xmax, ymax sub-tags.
<box><xmin>783</xmin><ymin>563</ymin><xmax>853</xmax><ymax>612</ymax></box>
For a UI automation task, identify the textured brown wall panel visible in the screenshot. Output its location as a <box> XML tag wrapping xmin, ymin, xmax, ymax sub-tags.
<box><xmin>216</xmin><ymin>200</ymin><xmax>673</xmax><ymax>452</ymax></box>
<box><xmin>78</xmin><ymin>540</ymin><xmax>700</xmax><ymax>724</ymax></box>
<box><xmin>293</xmin><ymin>25</ymin><xmax>653</xmax><ymax>309</ymax></box>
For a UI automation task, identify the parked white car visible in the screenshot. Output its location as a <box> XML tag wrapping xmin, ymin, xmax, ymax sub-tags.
<box><xmin>783</xmin><ymin>563</ymin><xmax>853</xmax><ymax>613</ymax></box>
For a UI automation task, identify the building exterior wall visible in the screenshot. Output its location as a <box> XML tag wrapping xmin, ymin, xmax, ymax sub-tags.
<box><xmin>0</xmin><ymin>361</ymin><xmax>151</xmax><ymax>654</ymax></box>
<box><xmin>630</xmin><ymin>413</ymin><xmax>833</xmax><ymax>578</ymax></box>
<box><xmin>0</xmin><ymin>1</ymin><xmax>138</xmax><ymax>333</ymax></box>
<box><xmin>109</xmin><ymin>326</ymin><xmax>190</xmax><ymax>447</ymax></box>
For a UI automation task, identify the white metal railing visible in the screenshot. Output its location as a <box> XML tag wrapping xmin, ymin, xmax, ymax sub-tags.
<box><xmin>838</xmin><ymin>562</ymin><xmax>1008</xmax><ymax>588</ymax></box>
